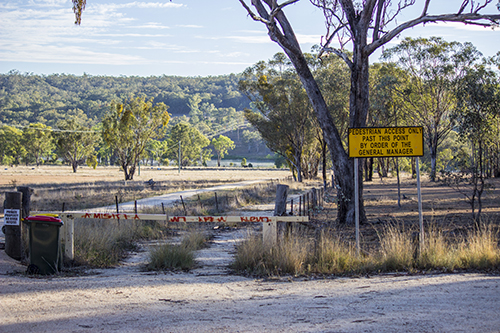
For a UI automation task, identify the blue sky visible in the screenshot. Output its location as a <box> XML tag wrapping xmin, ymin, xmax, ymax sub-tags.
<box><xmin>1</xmin><ymin>0</ymin><xmax>499</xmax><ymax>77</ymax></box>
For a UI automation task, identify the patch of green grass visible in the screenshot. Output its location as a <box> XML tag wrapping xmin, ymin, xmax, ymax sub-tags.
<box><xmin>146</xmin><ymin>231</ymin><xmax>208</xmax><ymax>271</ymax></box>
<box><xmin>147</xmin><ymin>243</ymin><xmax>195</xmax><ymax>271</ymax></box>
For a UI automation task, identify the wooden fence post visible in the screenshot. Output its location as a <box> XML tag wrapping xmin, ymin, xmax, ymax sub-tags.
<box><xmin>180</xmin><ymin>195</ymin><xmax>187</xmax><ymax>215</ymax></box>
<box><xmin>214</xmin><ymin>192</ymin><xmax>219</xmax><ymax>213</ymax></box>
<box><xmin>64</xmin><ymin>215</ymin><xmax>74</xmax><ymax>261</ymax></box>
<box><xmin>4</xmin><ymin>191</ymin><xmax>22</xmax><ymax>260</ymax></box>
<box><xmin>274</xmin><ymin>184</ymin><xmax>289</xmax><ymax>216</ymax></box>
<box><xmin>17</xmin><ymin>186</ymin><xmax>32</xmax><ymax>262</ymax></box>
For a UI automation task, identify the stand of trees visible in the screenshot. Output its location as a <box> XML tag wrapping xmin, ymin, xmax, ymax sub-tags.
<box><xmin>239</xmin><ymin>0</ymin><xmax>500</xmax><ymax>224</ymax></box>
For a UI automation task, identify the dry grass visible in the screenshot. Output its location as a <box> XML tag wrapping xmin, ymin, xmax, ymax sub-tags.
<box><xmin>315</xmin><ymin>231</ymin><xmax>371</xmax><ymax>275</ymax></box>
<box><xmin>232</xmin><ymin>221</ymin><xmax>500</xmax><ymax>277</ymax></box>
<box><xmin>231</xmin><ymin>232</ymin><xmax>313</xmax><ymax>277</ymax></box>
<box><xmin>377</xmin><ymin>222</ymin><xmax>416</xmax><ymax>272</ymax></box>
<box><xmin>73</xmin><ymin>219</ymin><xmax>166</xmax><ymax>268</ymax></box>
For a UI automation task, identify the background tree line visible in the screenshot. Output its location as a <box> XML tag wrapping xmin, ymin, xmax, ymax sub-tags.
<box><xmin>0</xmin><ymin>94</ymin><xmax>240</xmax><ymax>181</ymax></box>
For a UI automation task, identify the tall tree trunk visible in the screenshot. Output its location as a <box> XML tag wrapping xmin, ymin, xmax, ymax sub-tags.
<box><xmin>289</xmin><ymin>50</ymin><xmax>364</xmax><ymax>222</ymax></box>
<box><xmin>411</xmin><ymin>157</ymin><xmax>417</xmax><ymax>178</ymax></box>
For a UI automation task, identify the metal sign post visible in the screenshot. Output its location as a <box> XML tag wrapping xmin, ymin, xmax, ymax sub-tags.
<box><xmin>416</xmin><ymin>157</ymin><xmax>424</xmax><ymax>254</ymax></box>
<box><xmin>354</xmin><ymin>158</ymin><xmax>360</xmax><ymax>256</ymax></box>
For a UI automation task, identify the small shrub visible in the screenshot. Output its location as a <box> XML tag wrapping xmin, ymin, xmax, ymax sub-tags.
<box><xmin>146</xmin><ymin>231</ymin><xmax>208</xmax><ymax>271</ymax></box>
<box><xmin>181</xmin><ymin>230</ymin><xmax>208</xmax><ymax>251</ymax></box>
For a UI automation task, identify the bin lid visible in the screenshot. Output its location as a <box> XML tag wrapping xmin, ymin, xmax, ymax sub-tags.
<box><xmin>25</xmin><ymin>215</ymin><xmax>63</xmax><ymax>224</ymax></box>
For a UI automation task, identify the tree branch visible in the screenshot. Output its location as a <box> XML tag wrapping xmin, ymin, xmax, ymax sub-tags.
<box><xmin>372</xmin><ymin>0</ymin><xmax>386</xmax><ymax>42</ymax></box>
<box><xmin>368</xmin><ymin>12</ymin><xmax>500</xmax><ymax>55</ymax></box>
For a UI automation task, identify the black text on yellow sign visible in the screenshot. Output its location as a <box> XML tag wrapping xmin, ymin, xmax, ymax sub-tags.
<box><xmin>348</xmin><ymin>126</ymin><xmax>424</xmax><ymax>158</ymax></box>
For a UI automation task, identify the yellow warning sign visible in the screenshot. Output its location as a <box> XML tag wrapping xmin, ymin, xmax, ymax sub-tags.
<box><xmin>348</xmin><ymin>126</ymin><xmax>424</xmax><ymax>158</ymax></box>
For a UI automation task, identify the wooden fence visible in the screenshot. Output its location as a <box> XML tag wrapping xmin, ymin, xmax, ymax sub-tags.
<box><xmin>32</xmin><ymin>211</ymin><xmax>309</xmax><ymax>261</ymax></box>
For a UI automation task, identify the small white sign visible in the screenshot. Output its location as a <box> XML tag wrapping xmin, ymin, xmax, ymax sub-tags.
<box><xmin>4</xmin><ymin>209</ymin><xmax>20</xmax><ymax>226</ymax></box>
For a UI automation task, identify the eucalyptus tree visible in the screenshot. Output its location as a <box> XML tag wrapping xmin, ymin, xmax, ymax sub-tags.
<box><xmin>382</xmin><ymin>37</ymin><xmax>481</xmax><ymax>181</ymax></box>
<box><xmin>242</xmin><ymin>129</ymin><xmax>264</xmax><ymax>153</ymax></box>
<box><xmin>54</xmin><ymin>116</ymin><xmax>100</xmax><ymax>172</ymax></box>
<box><xmin>239</xmin><ymin>53</ymin><xmax>320</xmax><ymax>182</ymax></box>
<box><xmin>211</xmin><ymin>135</ymin><xmax>235</xmax><ymax>167</ymax></box>
<box><xmin>0</xmin><ymin>125</ymin><xmax>25</xmax><ymax>166</ymax></box>
<box><xmin>452</xmin><ymin>63</ymin><xmax>500</xmax><ymax>221</ymax></box>
<box><xmin>102</xmin><ymin>96</ymin><xmax>170</xmax><ymax>180</ymax></box>
<box><xmin>237</xmin><ymin>0</ymin><xmax>500</xmax><ymax>223</ymax></box>
<box><xmin>21</xmin><ymin>123</ymin><xmax>55</xmax><ymax>167</ymax></box>
<box><xmin>167</xmin><ymin>122</ymin><xmax>211</xmax><ymax>166</ymax></box>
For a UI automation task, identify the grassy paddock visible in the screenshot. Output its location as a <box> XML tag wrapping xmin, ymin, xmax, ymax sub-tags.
<box><xmin>232</xmin><ymin>221</ymin><xmax>500</xmax><ymax>277</ymax></box>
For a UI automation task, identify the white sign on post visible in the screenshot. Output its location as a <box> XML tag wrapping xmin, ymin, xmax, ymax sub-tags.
<box><xmin>4</xmin><ymin>209</ymin><xmax>21</xmax><ymax>226</ymax></box>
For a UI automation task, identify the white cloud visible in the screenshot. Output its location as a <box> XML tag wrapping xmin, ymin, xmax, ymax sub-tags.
<box><xmin>92</xmin><ymin>2</ymin><xmax>183</xmax><ymax>12</ymax></box>
<box><xmin>28</xmin><ymin>0</ymin><xmax>67</xmax><ymax>7</ymax></box>
<box><xmin>0</xmin><ymin>44</ymin><xmax>145</xmax><ymax>65</ymax></box>
<box><xmin>295</xmin><ymin>33</ymin><xmax>322</xmax><ymax>44</ymax></box>
<box><xmin>134</xmin><ymin>22</ymin><xmax>171</xmax><ymax>29</ymax></box>
<box><xmin>203</xmin><ymin>35</ymin><xmax>270</xmax><ymax>44</ymax></box>
<box><xmin>176</xmin><ymin>24</ymin><xmax>203</xmax><ymax>28</ymax></box>
<box><xmin>96</xmin><ymin>33</ymin><xmax>171</xmax><ymax>38</ymax></box>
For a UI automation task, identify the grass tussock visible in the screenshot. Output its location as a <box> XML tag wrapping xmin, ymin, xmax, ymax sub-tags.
<box><xmin>315</xmin><ymin>231</ymin><xmax>371</xmax><ymax>275</ymax></box>
<box><xmin>232</xmin><ymin>222</ymin><xmax>500</xmax><ymax>277</ymax></box>
<box><xmin>377</xmin><ymin>223</ymin><xmax>416</xmax><ymax>272</ymax></box>
<box><xmin>146</xmin><ymin>231</ymin><xmax>208</xmax><ymax>271</ymax></box>
<box><xmin>418</xmin><ymin>224</ymin><xmax>458</xmax><ymax>271</ymax></box>
<box><xmin>457</xmin><ymin>224</ymin><xmax>500</xmax><ymax>270</ymax></box>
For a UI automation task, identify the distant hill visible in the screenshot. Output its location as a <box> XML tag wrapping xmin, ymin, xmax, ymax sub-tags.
<box><xmin>0</xmin><ymin>70</ymin><xmax>250</xmax><ymax>126</ymax></box>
